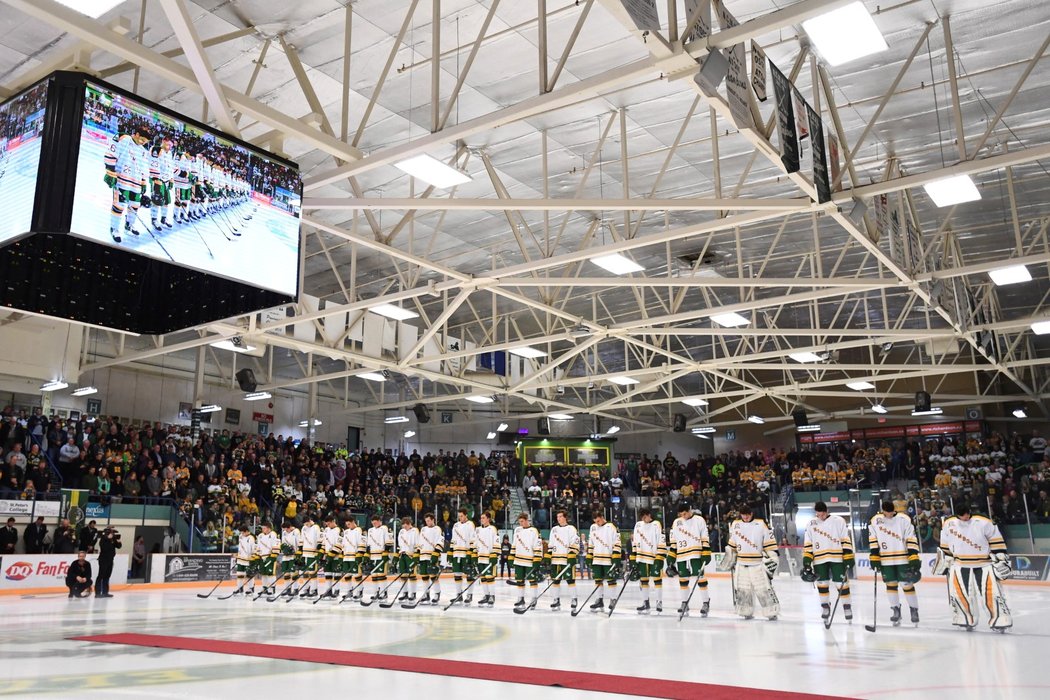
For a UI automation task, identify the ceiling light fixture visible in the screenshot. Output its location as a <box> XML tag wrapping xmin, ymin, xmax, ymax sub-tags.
<box><xmin>508</xmin><ymin>345</ymin><xmax>547</xmax><ymax>359</ymax></box>
<box><xmin>55</xmin><ymin>0</ymin><xmax>124</xmax><ymax>19</ymax></box>
<box><xmin>710</xmin><ymin>311</ymin><xmax>750</xmax><ymax>327</ymax></box>
<box><xmin>370</xmin><ymin>303</ymin><xmax>419</xmax><ymax>321</ymax></box>
<box><xmin>198</xmin><ymin>405</ymin><xmax>222</xmax><ymax>413</ymax></box>
<box><xmin>496</xmin><ymin>422</ymin><xmax>509</xmax><ymax>432</ymax></box>
<box><xmin>1031</xmin><ymin>320</ymin><xmax>1050</xmax><ymax>335</ymax></box>
<box><xmin>486</xmin><ymin>431</ymin><xmax>497</xmax><ymax>439</ymax></box>
<box><xmin>797</xmin><ymin>425</ymin><xmax>822</xmax><ymax>432</ymax></box>
<box><xmin>590</xmin><ymin>253</ymin><xmax>645</xmax><ymax>275</ymax></box>
<box><xmin>210</xmin><ymin>338</ymin><xmax>257</xmax><ymax>353</ymax></box>
<box><xmin>404</xmin><ymin>430</ymin><xmax>416</xmax><ymax>438</ymax></box>
<box><xmin>988</xmin><ymin>264</ymin><xmax>1032</xmax><ymax>286</ymax></box>
<box><xmin>384</xmin><ymin>416</ymin><xmax>410</xmax><ymax>424</ymax></box>
<box><xmin>298</xmin><ymin>419</ymin><xmax>323</xmax><ymax>427</ymax></box>
<box><xmin>802</xmin><ymin>1</ymin><xmax>888</xmax><ymax>66</ymax></box>
<box><xmin>244</xmin><ymin>391</ymin><xmax>272</xmax><ymax>401</ymax></box>
<box><xmin>871</xmin><ymin>404</ymin><xmax>888</xmax><ymax>414</ymax></box>
<box><xmin>846</xmin><ymin>381</ymin><xmax>876</xmax><ymax>391</ymax></box>
<box><xmin>911</xmin><ymin>407</ymin><xmax>944</xmax><ymax>417</ymax></box>
<box><xmin>608</xmin><ymin>376</ymin><xmax>640</xmax><ymax>386</ymax></box>
<box><xmin>606</xmin><ymin>426</ymin><xmax>621</xmax><ymax>435</ymax></box>
<box><xmin>747</xmin><ymin>415</ymin><xmax>765</xmax><ymax>424</ymax></box>
<box><xmin>681</xmin><ymin>398</ymin><xmax>709</xmax><ymax>407</ymax></box>
<box><xmin>394</xmin><ymin>153</ymin><xmax>472</xmax><ymax>189</ymax></box>
<box><xmin>71</xmin><ymin>386</ymin><xmax>98</xmax><ymax>397</ymax></box>
<box><xmin>40</xmin><ymin>380</ymin><xmax>69</xmax><ymax>392</ymax></box>
<box><xmin>1013</xmin><ymin>407</ymin><xmax>1028</xmax><ymax>419</ymax></box>
<box><xmin>923</xmin><ymin>174</ymin><xmax>981</xmax><ymax>207</ymax></box>
<box><xmin>466</xmin><ymin>395</ymin><xmax>495</xmax><ymax>404</ymax></box>
<box><xmin>789</xmin><ymin>352</ymin><xmax>823</xmax><ymax>363</ymax></box>
<box><xmin>357</xmin><ymin>372</ymin><xmax>387</xmax><ymax>382</ymax></box>
<box><xmin>549</xmin><ymin>413</ymin><xmax>573</xmax><ymax>420</ymax></box>
<box><xmin>691</xmin><ymin>426</ymin><xmax>717</xmax><ymax>434</ymax></box>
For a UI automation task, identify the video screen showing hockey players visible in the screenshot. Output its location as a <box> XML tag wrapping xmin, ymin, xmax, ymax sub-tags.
<box><xmin>0</xmin><ymin>81</ymin><xmax>48</xmax><ymax>245</ymax></box>
<box><xmin>69</xmin><ymin>82</ymin><xmax>302</xmax><ymax>296</ymax></box>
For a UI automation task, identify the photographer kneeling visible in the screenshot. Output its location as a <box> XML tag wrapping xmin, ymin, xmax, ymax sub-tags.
<box><xmin>66</xmin><ymin>551</ymin><xmax>93</xmax><ymax>598</ymax></box>
<box><xmin>96</xmin><ymin>527</ymin><xmax>121</xmax><ymax>598</ymax></box>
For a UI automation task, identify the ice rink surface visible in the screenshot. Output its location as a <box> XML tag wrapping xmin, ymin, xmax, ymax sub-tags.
<box><xmin>2</xmin><ymin>575</ymin><xmax>1048</xmax><ymax>699</ymax></box>
<box><xmin>68</xmin><ymin>136</ymin><xmax>300</xmax><ymax>296</ymax></box>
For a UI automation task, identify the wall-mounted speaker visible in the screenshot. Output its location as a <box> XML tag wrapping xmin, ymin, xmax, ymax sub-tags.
<box><xmin>538</xmin><ymin>417</ymin><xmax>550</xmax><ymax>436</ymax></box>
<box><xmin>412</xmin><ymin>403</ymin><xmax>431</xmax><ymax>423</ymax></box>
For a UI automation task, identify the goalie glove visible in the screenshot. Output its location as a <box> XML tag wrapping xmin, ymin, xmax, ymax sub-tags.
<box><xmin>932</xmin><ymin>550</ymin><xmax>952</xmax><ymax>576</ymax></box>
<box><xmin>992</xmin><ymin>552</ymin><xmax>1012</xmax><ymax>581</ymax></box>
<box><xmin>763</xmin><ymin>553</ymin><xmax>778</xmax><ymax>579</ymax></box>
<box><xmin>716</xmin><ymin>548</ymin><xmax>737</xmax><ymax>572</ymax></box>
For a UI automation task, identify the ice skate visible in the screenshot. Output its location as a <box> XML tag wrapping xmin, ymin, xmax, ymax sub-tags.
<box><xmin>550</xmin><ymin>599</ymin><xmax>561</xmax><ymax>610</ymax></box>
<box><xmin>844</xmin><ymin>604</ymin><xmax>853</xmax><ymax>622</ymax></box>
<box><xmin>821</xmin><ymin>603</ymin><xmax>831</xmax><ymax>620</ymax></box>
<box><xmin>589</xmin><ymin>598</ymin><xmax>604</xmax><ymax>612</ymax></box>
<box><xmin>700</xmin><ymin>601</ymin><xmax>710</xmax><ymax>617</ymax></box>
<box><xmin>636</xmin><ymin>601</ymin><xmax>650</xmax><ymax>615</ymax></box>
<box><xmin>910</xmin><ymin>607</ymin><xmax>920</xmax><ymax>625</ymax></box>
<box><xmin>890</xmin><ymin>605</ymin><xmax>902</xmax><ymax>626</ymax></box>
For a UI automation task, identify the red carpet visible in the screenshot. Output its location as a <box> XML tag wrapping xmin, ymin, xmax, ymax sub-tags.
<box><xmin>71</xmin><ymin>633</ymin><xmax>852</xmax><ymax>700</ymax></box>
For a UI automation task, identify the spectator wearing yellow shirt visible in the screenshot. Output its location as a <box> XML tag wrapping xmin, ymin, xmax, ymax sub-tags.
<box><xmin>226</xmin><ymin>467</ymin><xmax>243</xmax><ymax>482</ymax></box>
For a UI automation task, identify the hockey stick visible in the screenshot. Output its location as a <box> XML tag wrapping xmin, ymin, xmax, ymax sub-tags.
<box><xmin>402</xmin><ymin>560</ymin><xmax>445</xmax><ymax>609</ymax></box>
<box><xmin>380</xmin><ymin>577</ymin><xmax>411</xmax><ymax>608</ymax></box>
<box><xmin>606</xmin><ymin>563</ymin><xmax>634</xmax><ymax>617</ymax></box>
<box><xmin>443</xmin><ymin>562</ymin><xmax>489</xmax><ymax>611</ymax></box>
<box><xmin>177</xmin><ymin>208</ymin><xmax>216</xmax><ymax>257</ymax></box>
<box><xmin>196</xmin><ymin>564</ymin><xmax>233</xmax><ymax>599</ymax></box>
<box><xmin>216</xmin><ymin>575</ymin><xmax>253</xmax><ymax>600</ymax></box>
<box><xmin>676</xmin><ymin>564</ymin><xmax>709</xmax><ymax>622</ymax></box>
<box><xmin>337</xmin><ymin>560</ymin><xmax>385</xmax><ymax>604</ymax></box>
<box><xmin>864</xmin><ymin>571</ymin><xmax>879</xmax><ymax>633</ymax></box>
<box><xmin>571</xmin><ymin>579</ymin><xmax>604</xmax><ymax>618</ymax></box>
<box><xmin>361</xmin><ymin>572</ymin><xmax>403</xmax><ymax>607</ymax></box>
<box><xmin>266</xmin><ymin>560</ymin><xmax>315</xmax><ymax>602</ymax></box>
<box><xmin>824</xmin><ymin>576</ymin><xmax>849</xmax><ymax>629</ymax></box>
<box><xmin>285</xmin><ymin>559</ymin><xmax>323</xmax><ymax>603</ymax></box>
<box><xmin>131</xmin><ymin>207</ymin><xmax>176</xmax><ymax>262</ymax></box>
<box><xmin>251</xmin><ymin>559</ymin><xmax>281</xmax><ymax>600</ymax></box>
<box><xmin>514</xmin><ymin>563</ymin><xmax>571</xmax><ymax>615</ymax></box>
<box><xmin>313</xmin><ymin>558</ymin><xmax>348</xmax><ymax>603</ymax></box>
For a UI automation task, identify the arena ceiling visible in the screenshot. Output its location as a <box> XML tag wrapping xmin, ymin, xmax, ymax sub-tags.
<box><xmin>2</xmin><ymin>0</ymin><xmax>1050</xmax><ymax>437</ymax></box>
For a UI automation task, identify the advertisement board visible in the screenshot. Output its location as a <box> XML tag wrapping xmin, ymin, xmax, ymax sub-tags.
<box><xmin>162</xmin><ymin>554</ymin><xmax>234</xmax><ymax>582</ymax></box>
<box><xmin>1</xmin><ymin>554</ymin><xmax>129</xmax><ymax>589</ymax></box>
<box><xmin>0</xmin><ymin>500</ymin><xmax>61</xmax><ymax>518</ymax></box>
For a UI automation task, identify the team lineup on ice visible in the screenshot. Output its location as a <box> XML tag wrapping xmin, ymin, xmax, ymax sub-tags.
<box><xmin>214</xmin><ymin>500</ymin><xmax>1014</xmax><ymax>634</ymax></box>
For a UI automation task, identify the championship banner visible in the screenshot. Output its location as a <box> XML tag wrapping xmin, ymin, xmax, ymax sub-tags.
<box><xmin>750</xmin><ymin>40</ymin><xmax>768</xmax><ymax>102</ymax></box>
<box><xmin>618</xmin><ymin>0</ymin><xmax>660</xmax><ymax>31</ymax></box>
<box><xmin>769</xmin><ymin>62</ymin><xmax>800</xmax><ymax>174</ymax></box>
<box><xmin>716</xmin><ymin>0</ymin><xmax>754</xmax><ymax>130</ymax></box>
<box><xmin>806</xmin><ymin>103</ymin><xmax>832</xmax><ymax>204</ymax></box>
<box><xmin>684</xmin><ymin>0</ymin><xmax>712</xmax><ymax>42</ymax></box>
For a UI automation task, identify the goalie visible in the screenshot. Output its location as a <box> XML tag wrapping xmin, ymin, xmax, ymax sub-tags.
<box><xmin>722</xmin><ymin>505</ymin><xmax>780</xmax><ymax>620</ymax></box>
<box><xmin>936</xmin><ymin>502</ymin><xmax>1012</xmax><ymax>632</ymax></box>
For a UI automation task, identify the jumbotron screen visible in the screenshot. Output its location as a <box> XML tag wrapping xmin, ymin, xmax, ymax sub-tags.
<box><xmin>0</xmin><ymin>81</ymin><xmax>47</xmax><ymax>245</ymax></box>
<box><xmin>69</xmin><ymin>82</ymin><xmax>301</xmax><ymax>296</ymax></box>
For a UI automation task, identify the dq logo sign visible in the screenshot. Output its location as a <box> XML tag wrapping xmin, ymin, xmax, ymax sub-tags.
<box><xmin>1014</xmin><ymin>556</ymin><xmax>1032</xmax><ymax>570</ymax></box>
<box><xmin>5</xmin><ymin>562</ymin><xmax>33</xmax><ymax>581</ymax></box>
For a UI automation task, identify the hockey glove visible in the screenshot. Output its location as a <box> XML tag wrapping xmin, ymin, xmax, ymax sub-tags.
<box><xmin>141</xmin><ymin>194</ymin><xmax>152</xmax><ymax>208</ymax></box>
<box><xmin>869</xmin><ymin>556</ymin><xmax>881</xmax><ymax>573</ymax></box>
<box><xmin>992</xmin><ymin>553</ymin><xmax>1012</xmax><ymax>581</ymax></box>
<box><xmin>665</xmin><ymin>564</ymin><xmax>678</xmax><ymax>578</ymax></box>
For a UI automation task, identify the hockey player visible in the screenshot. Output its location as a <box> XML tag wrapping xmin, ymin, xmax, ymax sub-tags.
<box><xmin>254</xmin><ymin>522</ymin><xmax>279</xmax><ymax>595</ymax></box>
<box><xmin>417</xmin><ymin>513</ymin><xmax>444</xmax><ymax>605</ymax></box>
<box><xmin>450</xmin><ymin>508</ymin><xmax>477</xmax><ymax>605</ymax></box>
<box><xmin>869</xmin><ymin>500</ymin><xmax>921</xmax><ymax>625</ymax></box>
<box><xmin>299</xmin><ymin>515</ymin><xmax>322</xmax><ymax>597</ymax></box>
<box><xmin>587</xmin><ymin>511</ymin><xmax>622</xmax><ymax>612</ymax></box>
<box><xmin>148</xmin><ymin>137</ymin><xmax>176</xmax><ymax>230</ymax></box>
<box><xmin>725</xmin><ymin>505</ymin><xmax>779</xmax><ymax>620</ymax></box>
<box><xmin>173</xmin><ymin>150</ymin><xmax>193</xmax><ymax>223</ymax></box>
<box><xmin>546</xmin><ymin>510</ymin><xmax>580</xmax><ymax>612</ymax></box>
<box><xmin>667</xmin><ymin>502</ymin><xmax>712</xmax><ymax>617</ymax></box>
<box><xmin>320</xmin><ymin>515</ymin><xmax>342</xmax><ymax>598</ymax></box>
<box><xmin>631</xmin><ymin>508</ymin><xmax>666</xmax><ymax>615</ymax></box>
<box><xmin>364</xmin><ymin>514</ymin><xmax>393</xmax><ymax>603</ymax></box>
<box><xmin>474</xmin><ymin>511</ymin><xmax>500</xmax><ymax>607</ymax></box>
<box><xmin>104</xmin><ymin>124</ymin><xmax>150</xmax><ymax>243</ymax></box>
<box><xmin>340</xmin><ymin>516</ymin><xmax>365</xmax><ymax>600</ymax></box>
<box><xmin>279</xmin><ymin>521</ymin><xmax>302</xmax><ymax>596</ymax></box>
<box><xmin>937</xmin><ymin>502</ymin><xmax>1012</xmax><ymax>632</ymax></box>
<box><xmin>509</xmin><ymin>512</ymin><xmax>544</xmax><ymax>611</ymax></box>
<box><xmin>235</xmin><ymin>524</ymin><xmax>257</xmax><ymax>595</ymax></box>
<box><xmin>396</xmin><ymin>517</ymin><xmax>420</xmax><ymax>603</ymax></box>
<box><xmin>802</xmin><ymin>501</ymin><xmax>855</xmax><ymax>622</ymax></box>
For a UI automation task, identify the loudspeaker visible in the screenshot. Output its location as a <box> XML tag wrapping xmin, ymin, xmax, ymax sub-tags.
<box><xmin>538</xmin><ymin>417</ymin><xmax>550</xmax><ymax>436</ymax></box>
<box><xmin>412</xmin><ymin>403</ymin><xmax>431</xmax><ymax>423</ymax></box>
<box><xmin>497</xmin><ymin>431</ymin><xmax>515</xmax><ymax>445</ymax></box>
<box><xmin>673</xmin><ymin>413</ymin><xmax>687</xmax><ymax>432</ymax></box>
<box><xmin>235</xmin><ymin>368</ymin><xmax>257</xmax><ymax>392</ymax></box>
<box><xmin>693</xmin><ymin>49</ymin><xmax>729</xmax><ymax>92</ymax></box>
<box><xmin>792</xmin><ymin>408</ymin><xmax>809</xmax><ymax>427</ymax></box>
<box><xmin>915</xmin><ymin>391</ymin><xmax>931</xmax><ymax>412</ymax></box>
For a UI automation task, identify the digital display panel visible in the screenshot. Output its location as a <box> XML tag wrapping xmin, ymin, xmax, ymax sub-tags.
<box><xmin>69</xmin><ymin>82</ymin><xmax>301</xmax><ymax>296</ymax></box>
<box><xmin>0</xmin><ymin>82</ymin><xmax>47</xmax><ymax>245</ymax></box>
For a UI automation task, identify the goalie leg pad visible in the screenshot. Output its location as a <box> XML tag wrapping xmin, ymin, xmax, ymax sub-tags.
<box><xmin>948</xmin><ymin>565</ymin><xmax>978</xmax><ymax>628</ymax></box>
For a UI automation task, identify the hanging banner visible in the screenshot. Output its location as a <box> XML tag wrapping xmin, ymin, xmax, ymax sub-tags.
<box><xmin>619</xmin><ymin>0</ymin><xmax>660</xmax><ymax>31</ymax></box>
<box><xmin>750</xmin><ymin>40</ymin><xmax>768</xmax><ymax>102</ymax></box>
<box><xmin>769</xmin><ymin>62</ymin><xmax>800</xmax><ymax>174</ymax></box>
<box><xmin>684</xmin><ymin>0</ymin><xmax>712</xmax><ymax>42</ymax></box>
<box><xmin>827</xmin><ymin>132</ymin><xmax>842</xmax><ymax>190</ymax></box>
<box><xmin>792</xmin><ymin>89</ymin><xmax>809</xmax><ymax>141</ymax></box>
<box><xmin>716</xmin><ymin>1</ymin><xmax>754</xmax><ymax>130</ymax></box>
<box><xmin>806</xmin><ymin>103</ymin><xmax>832</xmax><ymax>204</ymax></box>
